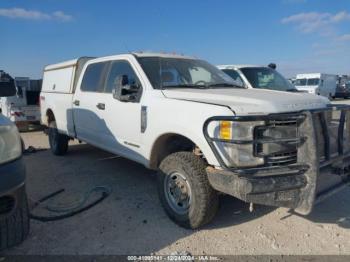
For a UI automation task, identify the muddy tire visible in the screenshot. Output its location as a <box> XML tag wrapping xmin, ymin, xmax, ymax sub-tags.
<box><xmin>157</xmin><ymin>152</ymin><xmax>219</xmax><ymax>229</ymax></box>
<box><xmin>0</xmin><ymin>191</ymin><xmax>30</xmax><ymax>251</ymax></box>
<box><xmin>48</xmin><ymin>121</ymin><xmax>69</xmax><ymax>156</ymax></box>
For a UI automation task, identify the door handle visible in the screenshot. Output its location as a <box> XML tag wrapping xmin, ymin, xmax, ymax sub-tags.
<box><xmin>73</xmin><ymin>100</ymin><xmax>80</xmax><ymax>106</ymax></box>
<box><xmin>96</xmin><ymin>103</ymin><xmax>105</xmax><ymax>110</ymax></box>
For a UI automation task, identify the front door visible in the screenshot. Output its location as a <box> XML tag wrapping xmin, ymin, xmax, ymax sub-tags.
<box><xmin>97</xmin><ymin>59</ymin><xmax>144</xmax><ymax>163</ymax></box>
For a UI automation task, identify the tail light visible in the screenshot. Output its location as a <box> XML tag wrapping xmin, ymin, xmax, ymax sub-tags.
<box><xmin>39</xmin><ymin>96</ymin><xmax>45</xmax><ymax>107</ymax></box>
<box><xmin>11</xmin><ymin>111</ymin><xmax>25</xmax><ymax>117</ymax></box>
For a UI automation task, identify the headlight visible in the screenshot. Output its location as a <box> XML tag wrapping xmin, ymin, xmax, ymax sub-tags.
<box><xmin>217</xmin><ymin>120</ymin><xmax>265</xmax><ymax>168</ymax></box>
<box><xmin>0</xmin><ymin>124</ymin><xmax>22</xmax><ymax>164</ymax></box>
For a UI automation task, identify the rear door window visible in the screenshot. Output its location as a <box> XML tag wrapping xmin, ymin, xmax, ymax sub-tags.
<box><xmin>81</xmin><ymin>62</ymin><xmax>109</xmax><ymax>92</ymax></box>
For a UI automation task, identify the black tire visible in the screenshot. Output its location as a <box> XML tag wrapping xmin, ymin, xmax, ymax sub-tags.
<box><xmin>157</xmin><ymin>152</ymin><xmax>219</xmax><ymax>229</ymax></box>
<box><xmin>48</xmin><ymin>121</ymin><xmax>69</xmax><ymax>156</ymax></box>
<box><xmin>0</xmin><ymin>191</ymin><xmax>30</xmax><ymax>251</ymax></box>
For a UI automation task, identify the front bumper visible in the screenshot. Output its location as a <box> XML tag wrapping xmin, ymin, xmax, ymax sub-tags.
<box><xmin>204</xmin><ymin>105</ymin><xmax>350</xmax><ymax>214</ymax></box>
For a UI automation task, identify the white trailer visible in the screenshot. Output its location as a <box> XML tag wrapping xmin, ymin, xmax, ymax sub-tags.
<box><xmin>294</xmin><ymin>73</ymin><xmax>337</xmax><ymax>99</ymax></box>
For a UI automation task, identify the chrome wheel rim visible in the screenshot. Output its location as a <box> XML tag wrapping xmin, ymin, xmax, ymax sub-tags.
<box><xmin>164</xmin><ymin>171</ymin><xmax>192</xmax><ymax>215</ymax></box>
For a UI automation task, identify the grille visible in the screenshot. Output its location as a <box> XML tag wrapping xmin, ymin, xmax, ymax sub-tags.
<box><xmin>266</xmin><ymin>150</ymin><xmax>298</xmax><ymax>166</ymax></box>
<box><xmin>256</xmin><ymin>116</ymin><xmax>300</xmax><ymax>166</ymax></box>
<box><xmin>269</xmin><ymin>119</ymin><xmax>298</xmax><ymax>126</ymax></box>
<box><xmin>313</xmin><ymin>111</ymin><xmax>339</xmax><ymax>161</ymax></box>
<box><xmin>0</xmin><ymin>196</ymin><xmax>15</xmax><ymax>215</ymax></box>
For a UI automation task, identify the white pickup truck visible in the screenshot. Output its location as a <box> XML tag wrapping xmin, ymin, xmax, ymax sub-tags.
<box><xmin>40</xmin><ymin>53</ymin><xmax>350</xmax><ymax>228</ymax></box>
<box><xmin>0</xmin><ymin>77</ymin><xmax>41</xmax><ymax>130</ymax></box>
<box><xmin>217</xmin><ymin>64</ymin><xmax>298</xmax><ymax>92</ymax></box>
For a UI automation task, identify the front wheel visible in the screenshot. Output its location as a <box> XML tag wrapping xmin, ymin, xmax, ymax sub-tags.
<box><xmin>48</xmin><ymin>121</ymin><xmax>69</xmax><ymax>156</ymax></box>
<box><xmin>157</xmin><ymin>152</ymin><xmax>219</xmax><ymax>229</ymax></box>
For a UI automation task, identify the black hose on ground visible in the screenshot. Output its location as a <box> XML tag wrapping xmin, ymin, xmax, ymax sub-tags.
<box><xmin>29</xmin><ymin>186</ymin><xmax>111</xmax><ymax>222</ymax></box>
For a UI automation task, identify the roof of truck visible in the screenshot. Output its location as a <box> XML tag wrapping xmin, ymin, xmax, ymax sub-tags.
<box><xmin>44</xmin><ymin>52</ymin><xmax>196</xmax><ymax>71</ymax></box>
<box><xmin>89</xmin><ymin>52</ymin><xmax>196</xmax><ymax>63</ymax></box>
<box><xmin>132</xmin><ymin>52</ymin><xmax>195</xmax><ymax>59</ymax></box>
<box><xmin>217</xmin><ymin>64</ymin><xmax>262</xmax><ymax>70</ymax></box>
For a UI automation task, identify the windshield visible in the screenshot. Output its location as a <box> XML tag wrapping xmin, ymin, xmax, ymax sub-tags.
<box><xmin>240</xmin><ymin>67</ymin><xmax>296</xmax><ymax>91</ymax></box>
<box><xmin>295</xmin><ymin>78</ymin><xmax>307</xmax><ymax>86</ymax></box>
<box><xmin>307</xmin><ymin>78</ymin><xmax>319</xmax><ymax>86</ymax></box>
<box><xmin>137</xmin><ymin>57</ymin><xmax>240</xmax><ymax>89</ymax></box>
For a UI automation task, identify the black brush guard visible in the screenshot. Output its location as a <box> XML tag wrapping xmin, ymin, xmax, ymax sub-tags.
<box><xmin>204</xmin><ymin>104</ymin><xmax>350</xmax><ymax>214</ymax></box>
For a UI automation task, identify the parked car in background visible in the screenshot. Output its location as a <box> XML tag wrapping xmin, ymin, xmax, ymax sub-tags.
<box><xmin>294</xmin><ymin>73</ymin><xmax>337</xmax><ymax>99</ymax></box>
<box><xmin>0</xmin><ymin>70</ymin><xmax>30</xmax><ymax>251</ymax></box>
<box><xmin>217</xmin><ymin>65</ymin><xmax>298</xmax><ymax>92</ymax></box>
<box><xmin>335</xmin><ymin>75</ymin><xmax>350</xmax><ymax>99</ymax></box>
<box><xmin>0</xmin><ymin>77</ymin><xmax>42</xmax><ymax>130</ymax></box>
<box><xmin>40</xmin><ymin>53</ymin><xmax>350</xmax><ymax>229</ymax></box>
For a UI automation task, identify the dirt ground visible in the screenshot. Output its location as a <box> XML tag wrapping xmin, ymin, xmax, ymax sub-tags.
<box><xmin>4</xmin><ymin>128</ymin><xmax>350</xmax><ymax>255</ymax></box>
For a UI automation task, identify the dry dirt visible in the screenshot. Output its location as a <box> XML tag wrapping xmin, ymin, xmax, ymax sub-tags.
<box><xmin>4</xmin><ymin>130</ymin><xmax>350</xmax><ymax>255</ymax></box>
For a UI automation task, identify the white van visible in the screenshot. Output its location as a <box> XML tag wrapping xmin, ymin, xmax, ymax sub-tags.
<box><xmin>294</xmin><ymin>73</ymin><xmax>337</xmax><ymax>99</ymax></box>
<box><xmin>0</xmin><ymin>77</ymin><xmax>42</xmax><ymax>130</ymax></box>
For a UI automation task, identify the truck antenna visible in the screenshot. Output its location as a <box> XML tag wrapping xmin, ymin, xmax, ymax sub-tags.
<box><xmin>123</xmin><ymin>42</ymin><xmax>131</xmax><ymax>54</ymax></box>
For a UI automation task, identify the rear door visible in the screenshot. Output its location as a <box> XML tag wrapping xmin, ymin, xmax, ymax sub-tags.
<box><xmin>73</xmin><ymin>61</ymin><xmax>110</xmax><ymax>145</ymax></box>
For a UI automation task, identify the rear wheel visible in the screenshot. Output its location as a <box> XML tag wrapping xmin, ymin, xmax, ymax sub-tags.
<box><xmin>329</xmin><ymin>92</ymin><xmax>337</xmax><ymax>100</ymax></box>
<box><xmin>157</xmin><ymin>152</ymin><xmax>219</xmax><ymax>229</ymax></box>
<box><xmin>48</xmin><ymin>121</ymin><xmax>69</xmax><ymax>155</ymax></box>
<box><xmin>0</xmin><ymin>190</ymin><xmax>30</xmax><ymax>251</ymax></box>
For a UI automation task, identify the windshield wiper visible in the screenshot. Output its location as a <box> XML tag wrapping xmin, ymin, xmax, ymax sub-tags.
<box><xmin>207</xmin><ymin>83</ymin><xmax>244</xmax><ymax>88</ymax></box>
<box><xmin>161</xmin><ymin>84</ymin><xmax>209</xmax><ymax>89</ymax></box>
<box><xmin>161</xmin><ymin>83</ymin><xmax>244</xmax><ymax>90</ymax></box>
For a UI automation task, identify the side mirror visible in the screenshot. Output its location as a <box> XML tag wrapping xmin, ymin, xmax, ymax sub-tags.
<box><xmin>112</xmin><ymin>75</ymin><xmax>140</xmax><ymax>102</ymax></box>
<box><xmin>0</xmin><ymin>71</ymin><xmax>16</xmax><ymax>97</ymax></box>
<box><xmin>268</xmin><ymin>63</ymin><xmax>276</xmax><ymax>70</ymax></box>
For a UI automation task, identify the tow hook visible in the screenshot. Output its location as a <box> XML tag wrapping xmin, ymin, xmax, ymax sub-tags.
<box><xmin>249</xmin><ymin>202</ymin><xmax>254</xmax><ymax>212</ymax></box>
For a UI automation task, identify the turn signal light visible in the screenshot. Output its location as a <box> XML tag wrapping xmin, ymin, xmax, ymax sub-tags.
<box><xmin>219</xmin><ymin>121</ymin><xmax>232</xmax><ymax>140</ymax></box>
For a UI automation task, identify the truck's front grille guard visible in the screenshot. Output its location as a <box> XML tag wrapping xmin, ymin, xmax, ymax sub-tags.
<box><xmin>203</xmin><ymin>104</ymin><xmax>350</xmax><ymax>177</ymax></box>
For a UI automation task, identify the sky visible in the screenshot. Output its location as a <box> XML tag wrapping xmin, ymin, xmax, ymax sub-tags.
<box><xmin>0</xmin><ymin>0</ymin><xmax>349</xmax><ymax>79</ymax></box>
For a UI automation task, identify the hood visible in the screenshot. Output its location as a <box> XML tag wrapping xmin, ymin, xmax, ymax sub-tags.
<box><xmin>162</xmin><ymin>88</ymin><xmax>330</xmax><ymax>115</ymax></box>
